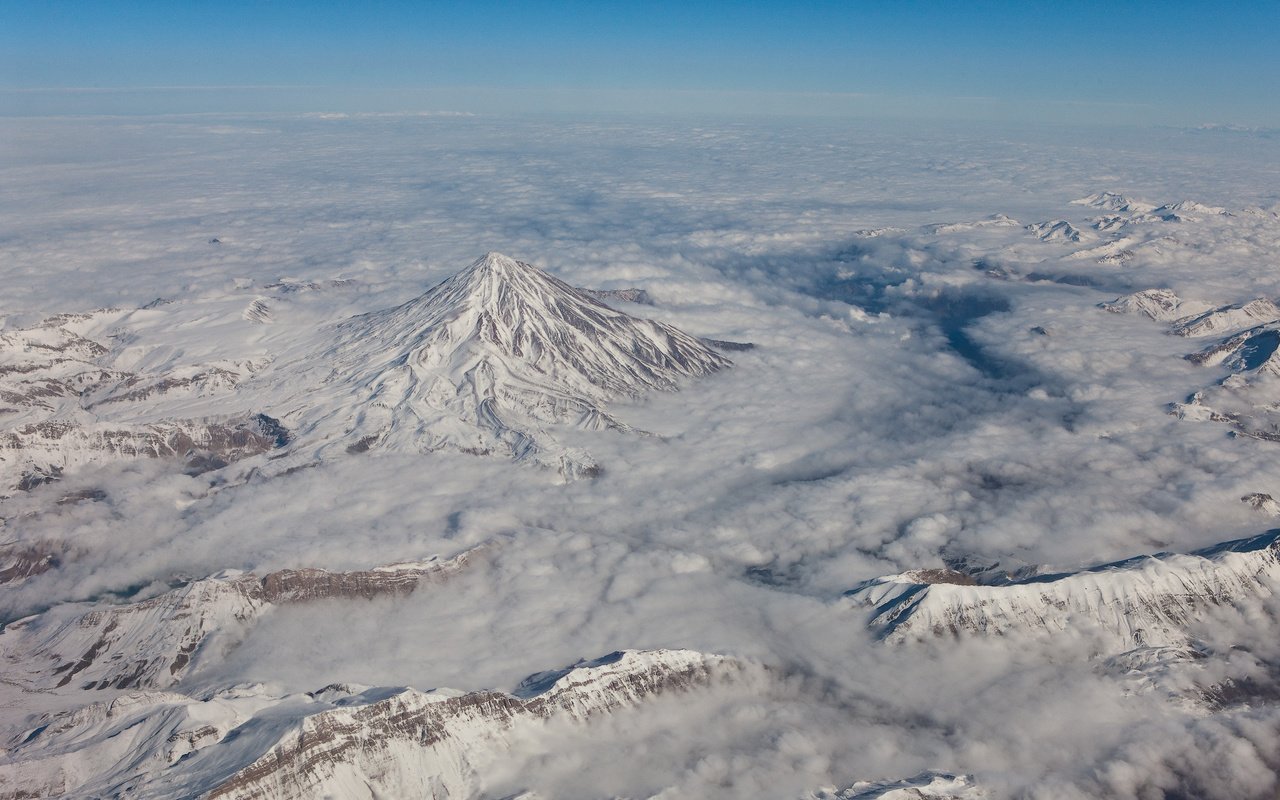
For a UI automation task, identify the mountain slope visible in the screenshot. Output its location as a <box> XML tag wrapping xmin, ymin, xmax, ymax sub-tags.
<box><xmin>208</xmin><ymin>649</ymin><xmax>740</xmax><ymax>800</ymax></box>
<box><xmin>0</xmin><ymin>649</ymin><xmax>747</xmax><ymax>800</ymax></box>
<box><xmin>844</xmin><ymin>531</ymin><xmax>1280</xmax><ymax>650</ymax></box>
<box><xmin>0</xmin><ymin>312</ymin><xmax>280</xmax><ymax>491</ymax></box>
<box><xmin>1171</xmin><ymin>298</ymin><xmax>1280</xmax><ymax>338</ymax></box>
<box><xmin>1100</xmin><ymin>289</ymin><xmax>1214</xmax><ymax>322</ymax></box>
<box><xmin>290</xmin><ymin>252</ymin><xmax>731</xmax><ymax>477</ymax></box>
<box><xmin>0</xmin><ymin>547</ymin><xmax>484</xmax><ymax>692</ymax></box>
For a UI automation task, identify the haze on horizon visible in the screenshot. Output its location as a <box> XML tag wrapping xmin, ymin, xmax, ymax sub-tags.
<box><xmin>2</xmin><ymin>0</ymin><xmax>1279</xmax><ymax>126</ymax></box>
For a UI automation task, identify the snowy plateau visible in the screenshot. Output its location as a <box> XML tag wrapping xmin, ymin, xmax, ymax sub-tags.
<box><xmin>3</xmin><ymin>115</ymin><xmax>1280</xmax><ymax>799</ymax></box>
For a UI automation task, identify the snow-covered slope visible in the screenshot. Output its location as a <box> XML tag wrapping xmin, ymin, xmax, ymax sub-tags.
<box><xmin>0</xmin><ymin>649</ymin><xmax>745</xmax><ymax>800</ymax></box>
<box><xmin>927</xmin><ymin>214</ymin><xmax>1019</xmax><ymax>234</ymax></box>
<box><xmin>1171</xmin><ymin>298</ymin><xmax>1280</xmax><ymax>337</ymax></box>
<box><xmin>1071</xmin><ymin>192</ymin><xmax>1156</xmax><ymax>214</ymax></box>
<box><xmin>0</xmin><ymin>311</ymin><xmax>281</xmax><ymax>491</ymax></box>
<box><xmin>209</xmin><ymin>649</ymin><xmax>740</xmax><ymax>800</ymax></box>
<box><xmin>1148</xmin><ymin>200</ymin><xmax>1227</xmax><ymax>223</ymax></box>
<box><xmin>1025</xmin><ymin>219</ymin><xmax>1088</xmax><ymax>243</ymax></box>
<box><xmin>1187</xmin><ymin>325</ymin><xmax>1280</xmax><ymax>375</ymax></box>
<box><xmin>805</xmin><ymin>772</ymin><xmax>987</xmax><ymax>800</ymax></box>
<box><xmin>281</xmin><ymin>252</ymin><xmax>730</xmax><ymax>478</ymax></box>
<box><xmin>1100</xmin><ymin>289</ymin><xmax>1214</xmax><ymax>322</ymax></box>
<box><xmin>0</xmin><ymin>547</ymin><xmax>483</xmax><ymax>692</ymax></box>
<box><xmin>845</xmin><ymin>531</ymin><xmax>1280</xmax><ymax>649</ymax></box>
<box><xmin>1096</xmin><ymin>288</ymin><xmax>1280</xmax><ymax>442</ymax></box>
<box><xmin>0</xmin><ymin>253</ymin><xmax>731</xmax><ymax>487</ymax></box>
<box><xmin>1171</xmin><ymin>316</ymin><xmax>1280</xmax><ymax>440</ymax></box>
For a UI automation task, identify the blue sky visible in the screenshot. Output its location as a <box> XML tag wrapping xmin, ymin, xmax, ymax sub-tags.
<box><xmin>2</xmin><ymin>1</ymin><xmax>1278</xmax><ymax>124</ymax></box>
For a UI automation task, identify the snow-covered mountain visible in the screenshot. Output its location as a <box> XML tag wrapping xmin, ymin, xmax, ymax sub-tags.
<box><xmin>1025</xmin><ymin>219</ymin><xmax>1088</xmax><ymax>243</ymax></box>
<box><xmin>577</xmin><ymin>286</ymin><xmax>655</xmax><ymax>306</ymax></box>
<box><xmin>927</xmin><ymin>214</ymin><xmax>1019</xmax><ymax>234</ymax></box>
<box><xmin>0</xmin><ymin>547</ymin><xmax>484</xmax><ymax>692</ymax></box>
<box><xmin>1098</xmin><ymin>289</ymin><xmax>1280</xmax><ymax>441</ymax></box>
<box><xmin>1149</xmin><ymin>200</ymin><xmax>1227</xmax><ymax>223</ymax></box>
<box><xmin>804</xmin><ymin>772</ymin><xmax>987</xmax><ymax>800</ymax></box>
<box><xmin>9</xmin><ymin>140</ymin><xmax>1280</xmax><ymax>800</ymax></box>
<box><xmin>1071</xmin><ymin>192</ymin><xmax>1156</xmax><ymax>214</ymax></box>
<box><xmin>0</xmin><ymin>649</ymin><xmax>747</xmax><ymax>800</ymax></box>
<box><xmin>844</xmin><ymin>531</ymin><xmax>1280</xmax><ymax>650</ymax></box>
<box><xmin>279</xmin><ymin>252</ymin><xmax>731</xmax><ymax>478</ymax></box>
<box><xmin>0</xmin><ymin>311</ymin><xmax>281</xmax><ymax>491</ymax></box>
<box><xmin>1099</xmin><ymin>288</ymin><xmax>1214</xmax><ymax>322</ymax></box>
<box><xmin>1171</xmin><ymin>298</ymin><xmax>1280</xmax><ymax>337</ymax></box>
<box><xmin>1187</xmin><ymin>325</ymin><xmax>1280</xmax><ymax>375</ymax></box>
<box><xmin>208</xmin><ymin>649</ymin><xmax>742</xmax><ymax>800</ymax></box>
<box><xmin>0</xmin><ymin>253</ymin><xmax>732</xmax><ymax>487</ymax></box>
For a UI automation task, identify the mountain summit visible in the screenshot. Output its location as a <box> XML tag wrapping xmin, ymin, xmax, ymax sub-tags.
<box><xmin>337</xmin><ymin>252</ymin><xmax>728</xmax><ymax>399</ymax></box>
<box><xmin>296</xmin><ymin>253</ymin><xmax>731</xmax><ymax>477</ymax></box>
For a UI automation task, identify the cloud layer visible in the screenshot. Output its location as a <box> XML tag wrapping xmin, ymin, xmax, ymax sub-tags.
<box><xmin>4</xmin><ymin>113</ymin><xmax>1280</xmax><ymax>797</ymax></box>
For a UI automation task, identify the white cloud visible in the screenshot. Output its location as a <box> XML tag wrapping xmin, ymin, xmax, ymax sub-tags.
<box><xmin>4</xmin><ymin>113</ymin><xmax>1280</xmax><ymax>798</ymax></box>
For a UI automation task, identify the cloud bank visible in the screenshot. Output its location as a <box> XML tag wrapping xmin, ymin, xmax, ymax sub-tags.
<box><xmin>3</xmin><ymin>113</ymin><xmax>1280</xmax><ymax>797</ymax></box>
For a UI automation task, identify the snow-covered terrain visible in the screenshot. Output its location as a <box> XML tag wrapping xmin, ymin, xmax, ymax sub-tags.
<box><xmin>4</xmin><ymin>114</ymin><xmax>1280</xmax><ymax>798</ymax></box>
<box><xmin>272</xmin><ymin>251</ymin><xmax>731</xmax><ymax>478</ymax></box>
<box><xmin>0</xmin><ymin>546</ymin><xmax>484</xmax><ymax>692</ymax></box>
<box><xmin>0</xmin><ymin>252</ymin><xmax>729</xmax><ymax>488</ymax></box>
<box><xmin>0</xmin><ymin>648</ymin><xmax>749</xmax><ymax>799</ymax></box>
<box><xmin>846</xmin><ymin>531</ymin><xmax>1280</xmax><ymax>649</ymax></box>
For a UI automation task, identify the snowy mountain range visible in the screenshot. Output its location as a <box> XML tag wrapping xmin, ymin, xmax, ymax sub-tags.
<box><xmin>1102</xmin><ymin>288</ymin><xmax>1280</xmax><ymax>440</ymax></box>
<box><xmin>0</xmin><ymin>648</ymin><xmax>749</xmax><ymax>799</ymax></box>
<box><xmin>0</xmin><ymin>253</ymin><xmax>733</xmax><ymax>488</ymax></box>
<box><xmin>1</xmin><ymin>546</ymin><xmax>485</xmax><ymax>692</ymax></box>
<box><xmin>845</xmin><ymin>531</ymin><xmax>1280</xmax><ymax>651</ymax></box>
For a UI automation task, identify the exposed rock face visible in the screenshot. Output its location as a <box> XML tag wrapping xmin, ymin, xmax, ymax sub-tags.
<box><xmin>292</xmin><ymin>253</ymin><xmax>730</xmax><ymax>478</ymax></box>
<box><xmin>259</xmin><ymin>551</ymin><xmax>482</xmax><ymax>604</ymax></box>
<box><xmin>1186</xmin><ymin>324</ymin><xmax>1280</xmax><ymax>375</ymax></box>
<box><xmin>1026</xmin><ymin>219</ymin><xmax>1087</xmax><ymax>243</ymax></box>
<box><xmin>1171</xmin><ymin>298</ymin><xmax>1280</xmax><ymax>338</ymax></box>
<box><xmin>0</xmin><ymin>311</ymin><xmax>280</xmax><ymax>490</ymax></box>
<box><xmin>845</xmin><ymin>531</ymin><xmax>1280</xmax><ymax>650</ymax></box>
<box><xmin>0</xmin><ymin>548</ymin><xmax>482</xmax><ymax>692</ymax></box>
<box><xmin>2</xmin><ymin>414</ymin><xmax>288</xmax><ymax>491</ymax></box>
<box><xmin>242</xmin><ymin>298</ymin><xmax>272</xmax><ymax>324</ymax></box>
<box><xmin>206</xmin><ymin>650</ymin><xmax>741</xmax><ymax>800</ymax></box>
<box><xmin>1100</xmin><ymin>289</ymin><xmax>1213</xmax><ymax>322</ymax></box>
<box><xmin>1243</xmin><ymin>493</ymin><xmax>1280</xmax><ymax>517</ymax></box>
<box><xmin>0</xmin><ymin>321</ymin><xmax>119</xmax><ymax>414</ymax></box>
<box><xmin>262</xmin><ymin>277</ymin><xmax>355</xmax><ymax>294</ymax></box>
<box><xmin>0</xmin><ymin>543</ymin><xmax>59</xmax><ymax>586</ymax></box>
<box><xmin>805</xmin><ymin>771</ymin><xmax>987</xmax><ymax>799</ymax></box>
<box><xmin>0</xmin><ymin>649</ymin><xmax>745</xmax><ymax>800</ymax></box>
